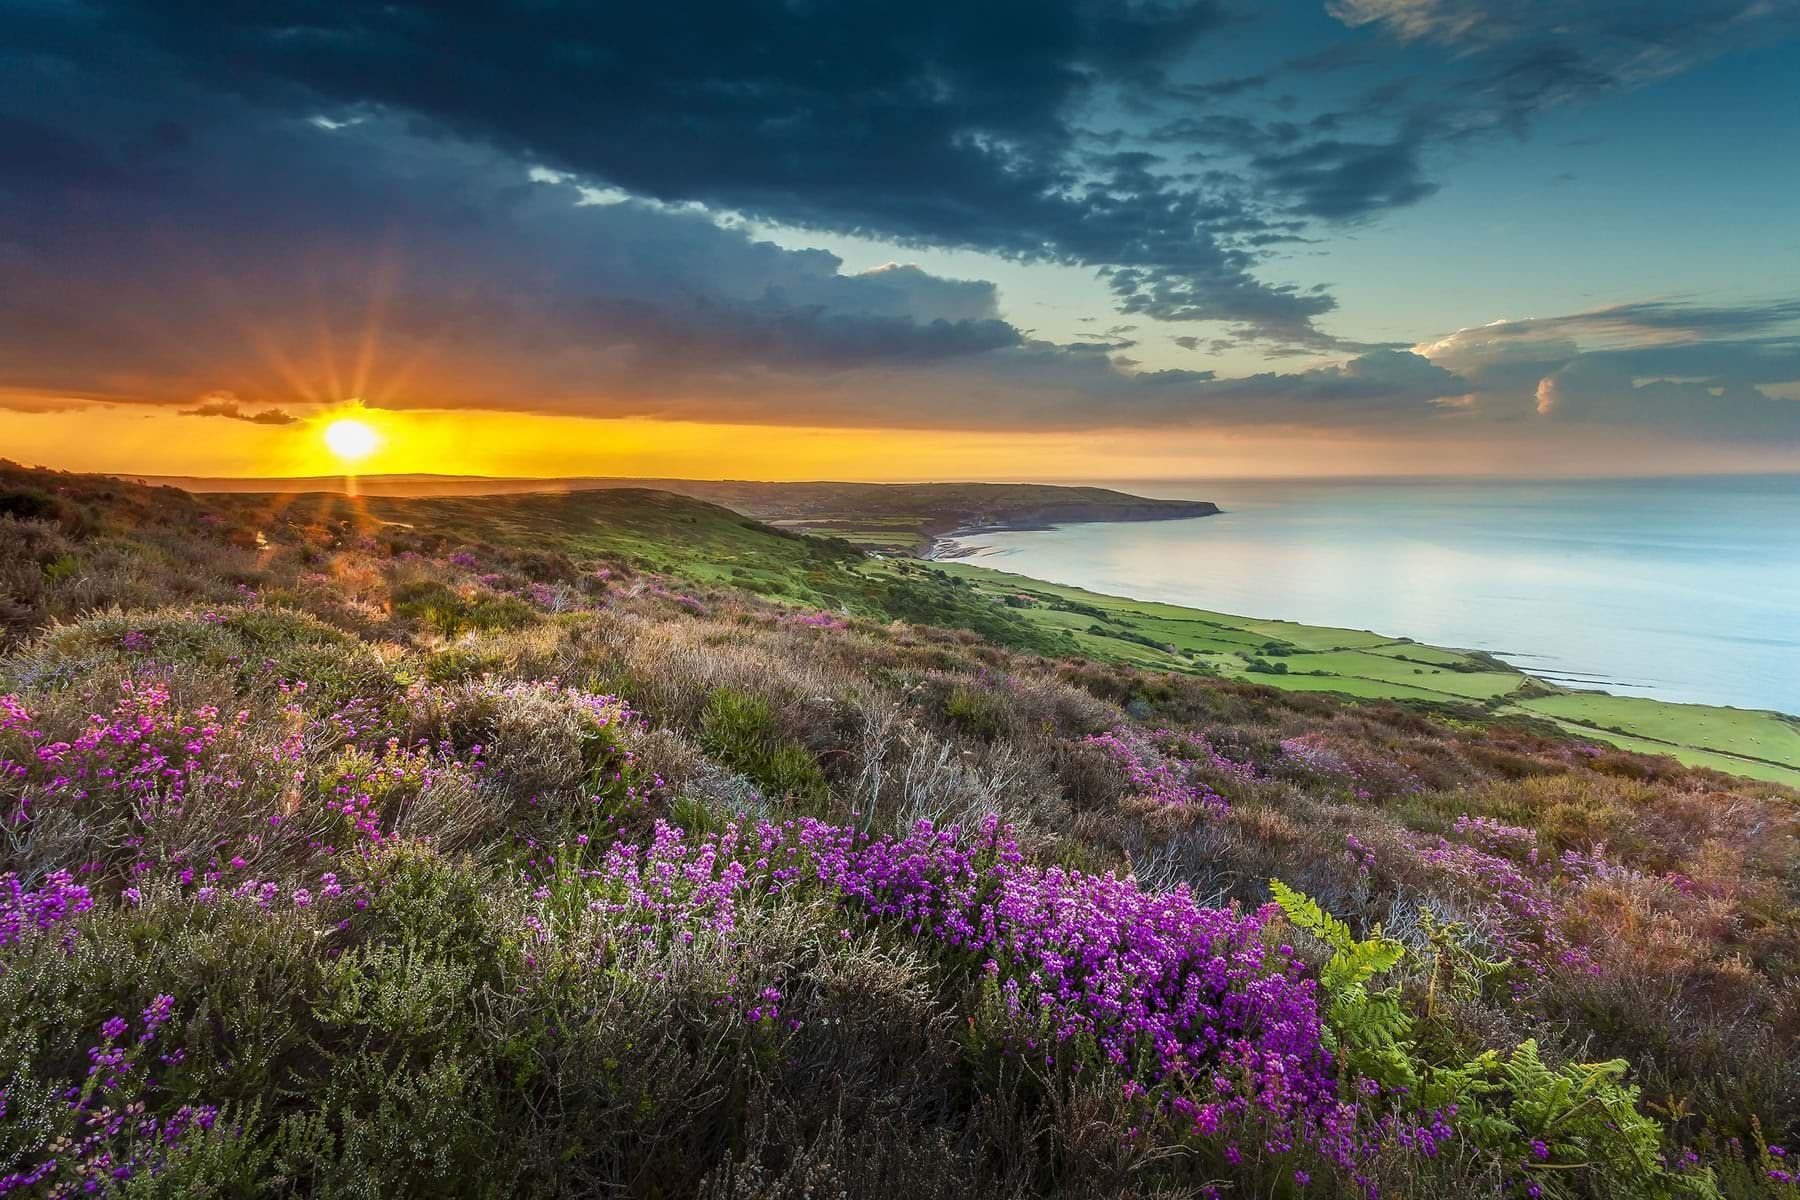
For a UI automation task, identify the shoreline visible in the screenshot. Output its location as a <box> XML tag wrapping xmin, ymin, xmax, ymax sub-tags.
<box><xmin>925</xmin><ymin>503</ymin><xmax>1798</xmax><ymax>720</ymax></box>
<box><xmin>925</xmin><ymin>509</ymin><xmax>1223</xmax><ymax>561</ymax></box>
<box><xmin>916</xmin><ymin>544</ymin><xmax>1800</xmax><ymax>787</ymax></box>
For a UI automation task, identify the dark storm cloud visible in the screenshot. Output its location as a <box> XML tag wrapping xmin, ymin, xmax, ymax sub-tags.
<box><xmin>71</xmin><ymin>0</ymin><xmax>1347</xmax><ymax>345</ymax></box>
<box><xmin>0</xmin><ymin>25</ymin><xmax>1031</xmax><ymax>422</ymax></box>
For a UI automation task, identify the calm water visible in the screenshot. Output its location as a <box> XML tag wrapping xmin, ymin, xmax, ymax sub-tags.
<box><xmin>941</xmin><ymin>476</ymin><xmax>1800</xmax><ymax>715</ymax></box>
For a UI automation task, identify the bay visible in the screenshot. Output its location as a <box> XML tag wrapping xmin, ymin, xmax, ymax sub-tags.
<box><xmin>940</xmin><ymin>475</ymin><xmax>1800</xmax><ymax>715</ymax></box>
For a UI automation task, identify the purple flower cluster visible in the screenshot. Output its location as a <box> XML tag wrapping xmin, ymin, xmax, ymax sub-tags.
<box><xmin>1412</xmin><ymin>817</ymin><xmax>1589</xmax><ymax>982</ymax></box>
<box><xmin>0</xmin><ymin>695</ymin><xmax>43</xmax><ymax>791</ymax></box>
<box><xmin>1084</xmin><ymin>725</ymin><xmax>1233</xmax><ymax>813</ymax></box>
<box><xmin>1280</xmin><ymin>734</ymin><xmax>1348</xmax><ymax>778</ymax></box>
<box><xmin>2</xmin><ymin>682</ymin><xmax>250</xmax><ymax>827</ymax></box>
<box><xmin>1</xmin><ymin>870</ymin><xmax>95</xmax><ymax>949</ymax></box>
<box><xmin>527</xmin><ymin>582</ymin><xmax>579</xmax><ymax>613</ymax></box>
<box><xmin>324</xmin><ymin>734</ymin><xmax>489</xmax><ymax>845</ymax></box>
<box><xmin>1280</xmin><ymin>734</ymin><xmax>1422</xmax><ymax>801</ymax></box>
<box><xmin>0</xmin><ymin>997</ymin><xmax>220</xmax><ymax>1198</ymax></box>
<box><xmin>530</xmin><ymin>815</ymin><xmax>1410</xmax><ymax>1175</ymax></box>
<box><xmin>782</xmin><ymin>610</ymin><xmax>849</xmax><ymax>630</ymax></box>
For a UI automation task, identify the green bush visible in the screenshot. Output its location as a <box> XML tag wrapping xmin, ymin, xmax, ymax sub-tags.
<box><xmin>391</xmin><ymin>580</ymin><xmax>534</xmax><ymax>638</ymax></box>
<box><xmin>420</xmin><ymin>643</ymin><xmax>508</xmax><ymax>683</ymax></box>
<box><xmin>944</xmin><ymin>683</ymin><xmax>1007</xmax><ymax>739</ymax></box>
<box><xmin>698</xmin><ymin>687</ymin><xmax>828</xmax><ymax>805</ymax></box>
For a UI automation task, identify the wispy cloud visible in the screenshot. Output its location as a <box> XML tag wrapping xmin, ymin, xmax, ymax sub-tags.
<box><xmin>181</xmin><ymin>394</ymin><xmax>300</xmax><ymax>425</ymax></box>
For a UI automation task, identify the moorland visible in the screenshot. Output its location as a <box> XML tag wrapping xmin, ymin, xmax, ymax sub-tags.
<box><xmin>118</xmin><ymin>471</ymin><xmax>1800</xmax><ymax>786</ymax></box>
<box><xmin>1</xmin><ymin>460</ymin><xmax>1796</xmax><ymax>1198</ymax></box>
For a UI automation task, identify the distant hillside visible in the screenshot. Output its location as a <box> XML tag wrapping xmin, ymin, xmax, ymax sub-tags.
<box><xmin>117</xmin><ymin>473</ymin><xmax>1219</xmax><ymax>554</ymax></box>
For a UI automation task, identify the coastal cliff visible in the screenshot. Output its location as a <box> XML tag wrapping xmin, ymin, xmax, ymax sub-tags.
<box><xmin>923</xmin><ymin>498</ymin><xmax>1220</xmax><ymax>557</ymax></box>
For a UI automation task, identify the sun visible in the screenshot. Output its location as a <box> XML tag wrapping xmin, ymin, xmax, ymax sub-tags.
<box><xmin>322</xmin><ymin>417</ymin><xmax>382</xmax><ymax>465</ymax></box>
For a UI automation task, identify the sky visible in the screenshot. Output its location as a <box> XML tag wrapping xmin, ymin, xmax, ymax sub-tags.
<box><xmin>2</xmin><ymin>0</ymin><xmax>1798</xmax><ymax>480</ymax></box>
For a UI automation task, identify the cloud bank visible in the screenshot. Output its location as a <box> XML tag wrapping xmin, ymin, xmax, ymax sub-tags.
<box><xmin>0</xmin><ymin>1</ymin><xmax>1795</xmax><ymax>448</ymax></box>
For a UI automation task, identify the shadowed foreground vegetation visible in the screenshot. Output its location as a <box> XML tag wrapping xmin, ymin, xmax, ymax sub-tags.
<box><xmin>2</xmin><ymin>462</ymin><xmax>1797</xmax><ymax>1198</ymax></box>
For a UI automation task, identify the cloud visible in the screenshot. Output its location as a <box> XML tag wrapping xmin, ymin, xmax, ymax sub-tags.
<box><xmin>69</xmin><ymin>0</ymin><xmax>1355</xmax><ymax>346</ymax></box>
<box><xmin>1248</xmin><ymin>135</ymin><xmax>1438</xmax><ymax>221</ymax></box>
<box><xmin>807</xmin><ymin>345</ymin><xmax>1470</xmax><ymax>431</ymax></box>
<box><xmin>1533</xmin><ymin>357</ymin><xmax>1800</xmax><ymax>439</ymax></box>
<box><xmin>1483</xmin><ymin>299</ymin><xmax>1800</xmax><ymax>343</ymax></box>
<box><xmin>1326</xmin><ymin>0</ymin><xmax>1785</xmax><ymax>55</ymax></box>
<box><xmin>1416</xmin><ymin>300</ymin><xmax>1800</xmax><ymax>440</ymax></box>
<box><xmin>180</xmin><ymin>395</ymin><xmax>299</xmax><ymax>425</ymax></box>
<box><xmin>1</xmin><ymin>1</ymin><xmax>1794</xmax><ymax>451</ymax></box>
<box><xmin>1301</xmin><ymin>1</ymin><xmax>1798</xmax><ymax>217</ymax></box>
<box><xmin>0</xmin><ymin>63</ymin><xmax>1028</xmax><ymax>418</ymax></box>
<box><xmin>0</xmin><ymin>389</ymin><xmax>97</xmax><ymax>415</ymax></box>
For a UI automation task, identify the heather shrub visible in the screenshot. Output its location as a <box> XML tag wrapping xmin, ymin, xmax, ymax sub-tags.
<box><xmin>417</xmin><ymin>642</ymin><xmax>509</xmax><ymax>683</ymax></box>
<box><xmin>943</xmin><ymin>681</ymin><xmax>1009</xmax><ymax>739</ymax></box>
<box><xmin>699</xmin><ymin>687</ymin><xmax>829</xmax><ymax>807</ymax></box>
<box><xmin>18</xmin><ymin>607</ymin><xmax>393</xmax><ymax>709</ymax></box>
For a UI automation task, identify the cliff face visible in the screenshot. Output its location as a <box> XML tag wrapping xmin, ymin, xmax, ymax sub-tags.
<box><xmin>951</xmin><ymin>499</ymin><xmax>1221</xmax><ymax>531</ymax></box>
<box><xmin>918</xmin><ymin>499</ymin><xmax>1220</xmax><ymax>557</ymax></box>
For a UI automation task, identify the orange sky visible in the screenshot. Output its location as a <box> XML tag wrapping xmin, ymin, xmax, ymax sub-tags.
<box><xmin>5</xmin><ymin>400</ymin><xmax>1796</xmax><ymax>483</ymax></box>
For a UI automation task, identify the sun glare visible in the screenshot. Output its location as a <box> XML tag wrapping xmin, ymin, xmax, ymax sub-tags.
<box><xmin>322</xmin><ymin>417</ymin><xmax>382</xmax><ymax>465</ymax></box>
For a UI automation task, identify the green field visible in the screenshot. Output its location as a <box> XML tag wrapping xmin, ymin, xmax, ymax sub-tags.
<box><xmin>918</xmin><ymin>559</ymin><xmax>1800</xmax><ymax>787</ymax></box>
<box><xmin>1517</xmin><ymin>694</ymin><xmax>1800</xmax><ymax>780</ymax></box>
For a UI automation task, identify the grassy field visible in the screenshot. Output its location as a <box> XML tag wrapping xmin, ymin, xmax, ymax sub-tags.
<box><xmin>1516</xmin><ymin>694</ymin><xmax>1800</xmax><ymax>778</ymax></box>
<box><xmin>921</xmin><ymin>560</ymin><xmax>1800</xmax><ymax>787</ymax></box>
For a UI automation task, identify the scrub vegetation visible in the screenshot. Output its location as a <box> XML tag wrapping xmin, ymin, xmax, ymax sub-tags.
<box><xmin>1</xmin><ymin>461</ymin><xmax>1797</xmax><ymax>1198</ymax></box>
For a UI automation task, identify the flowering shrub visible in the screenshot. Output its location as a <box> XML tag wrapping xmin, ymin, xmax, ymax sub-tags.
<box><xmin>0</xmin><ymin>871</ymin><xmax>93</xmax><ymax>950</ymax></box>
<box><xmin>1280</xmin><ymin>733</ymin><xmax>1424</xmax><ymax>800</ymax></box>
<box><xmin>0</xmin><ymin>997</ymin><xmax>223</xmax><ymax>1197</ymax></box>
<box><xmin>783</xmin><ymin>610</ymin><xmax>849</xmax><ymax>630</ymax></box>
<box><xmin>1084</xmin><ymin>725</ymin><xmax>1232</xmax><ymax>812</ymax></box>
<box><xmin>1</xmin><ymin>681</ymin><xmax>251</xmax><ymax>827</ymax></box>
<box><xmin>529</xmin><ymin>815</ymin><xmax>1398</xmax><ymax>1180</ymax></box>
<box><xmin>321</xmin><ymin>736</ymin><xmax>489</xmax><ymax>846</ymax></box>
<box><xmin>1411</xmin><ymin>817</ymin><xmax>1589</xmax><ymax>984</ymax></box>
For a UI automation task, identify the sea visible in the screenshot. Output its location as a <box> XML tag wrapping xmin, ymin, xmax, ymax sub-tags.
<box><xmin>938</xmin><ymin>475</ymin><xmax>1800</xmax><ymax>716</ymax></box>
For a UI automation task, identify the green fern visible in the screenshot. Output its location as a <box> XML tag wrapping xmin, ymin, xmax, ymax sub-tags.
<box><xmin>1270</xmin><ymin>879</ymin><xmax>1414</xmax><ymax>1087</ymax></box>
<box><xmin>1428</xmin><ymin>1040</ymin><xmax>1719</xmax><ymax>1200</ymax></box>
<box><xmin>1270</xmin><ymin>882</ymin><xmax>1717</xmax><ymax>1199</ymax></box>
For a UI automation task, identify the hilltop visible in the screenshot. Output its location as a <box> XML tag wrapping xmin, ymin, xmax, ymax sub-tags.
<box><xmin>118</xmin><ymin>473</ymin><xmax>1220</xmax><ymax>554</ymax></box>
<box><xmin>0</xmin><ymin>460</ymin><xmax>1794</xmax><ymax>1198</ymax></box>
